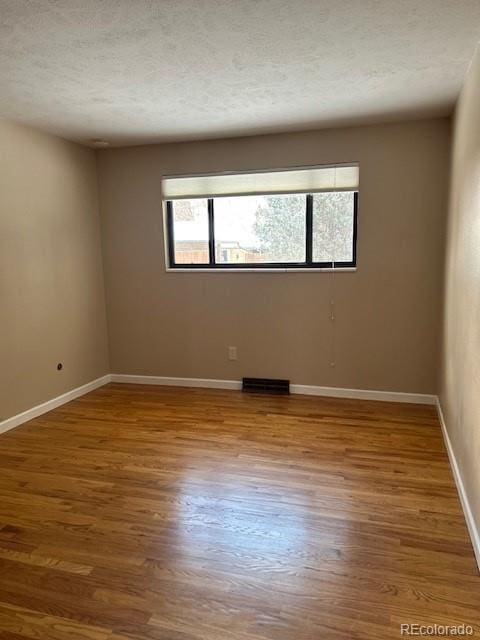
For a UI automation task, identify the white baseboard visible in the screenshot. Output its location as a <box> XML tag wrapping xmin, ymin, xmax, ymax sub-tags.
<box><xmin>110</xmin><ymin>374</ymin><xmax>436</xmax><ymax>404</ymax></box>
<box><xmin>436</xmin><ymin>399</ymin><xmax>480</xmax><ymax>572</ymax></box>
<box><xmin>290</xmin><ymin>384</ymin><xmax>436</xmax><ymax>404</ymax></box>
<box><xmin>0</xmin><ymin>374</ymin><xmax>111</xmax><ymax>436</ymax></box>
<box><xmin>110</xmin><ymin>374</ymin><xmax>242</xmax><ymax>390</ymax></box>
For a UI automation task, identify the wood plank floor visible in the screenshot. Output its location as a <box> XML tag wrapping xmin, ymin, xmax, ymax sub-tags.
<box><xmin>0</xmin><ymin>383</ymin><xmax>478</xmax><ymax>640</ymax></box>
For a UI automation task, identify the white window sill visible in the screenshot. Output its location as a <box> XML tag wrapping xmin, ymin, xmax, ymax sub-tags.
<box><xmin>165</xmin><ymin>267</ymin><xmax>357</xmax><ymax>273</ymax></box>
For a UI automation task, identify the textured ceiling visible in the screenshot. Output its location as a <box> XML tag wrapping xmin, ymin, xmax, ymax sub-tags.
<box><xmin>1</xmin><ymin>0</ymin><xmax>479</xmax><ymax>147</ymax></box>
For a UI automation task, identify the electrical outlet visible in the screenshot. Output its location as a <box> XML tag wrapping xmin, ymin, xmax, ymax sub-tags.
<box><xmin>228</xmin><ymin>346</ymin><xmax>237</xmax><ymax>361</ymax></box>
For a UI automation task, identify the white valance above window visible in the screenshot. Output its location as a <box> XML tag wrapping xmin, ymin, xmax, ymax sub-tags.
<box><xmin>162</xmin><ymin>163</ymin><xmax>359</xmax><ymax>200</ymax></box>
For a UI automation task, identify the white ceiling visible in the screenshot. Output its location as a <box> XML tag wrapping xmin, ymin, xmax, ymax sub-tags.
<box><xmin>1</xmin><ymin>0</ymin><xmax>479</xmax><ymax>147</ymax></box>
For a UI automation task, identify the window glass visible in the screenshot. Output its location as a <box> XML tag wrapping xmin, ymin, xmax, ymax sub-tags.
<box><xmin>213</xmin><ymin>194</ymin><xmax>306</xmax><ymax>264</ymax></box>
<box><xmin>312</xmin><ymin>192</ymin><xmax>355</xmax><ymax>263</ymax></box>
<box><xmin>172</xmin><ymin>199</ymin><xmax>209</xmax><ymax>264</ymax></box>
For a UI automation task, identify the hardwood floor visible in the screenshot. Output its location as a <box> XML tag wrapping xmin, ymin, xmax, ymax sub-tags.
<box><xmin>0</xmin><ymin>383</ymin><xmax>478</xmax><ymax>639</ymax></box>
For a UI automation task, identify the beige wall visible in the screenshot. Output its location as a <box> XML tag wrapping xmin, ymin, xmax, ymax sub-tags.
<box><xmin>0</xmin><ymin>120</ymin><xmax>109</xmax><ymax>421</ymax></box>
<box><xmin>440</xmin><ymin>46</ymin><xmax>480</xmax><ymax>538</ymax></box>
<box><xmin>98</xmin><ymin>119</ymin><xmax>449</xmax><ymax>394</ymax></box>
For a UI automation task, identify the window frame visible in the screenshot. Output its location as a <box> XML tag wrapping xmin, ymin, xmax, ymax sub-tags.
<box><xmin>165</xmin><ymin>191</ymin><xmax>358</xmax><ymax>271</ymax></box>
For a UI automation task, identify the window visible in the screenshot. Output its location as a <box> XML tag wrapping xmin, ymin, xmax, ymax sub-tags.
<box><xmin>164</xmin><ymin>165</ymin><xmax>358</xmax><ymax>270</ymax></box>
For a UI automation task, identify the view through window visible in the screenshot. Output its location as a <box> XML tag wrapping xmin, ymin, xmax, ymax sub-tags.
<box><xmin>214</xmin><ymin>194</ymin><xmax>306</xmax><ymax>264</ymax></box>
<box><xmin>312</xmin><ymin>192</ymin><xmax>355</xmax><ymax>263</ymax></box>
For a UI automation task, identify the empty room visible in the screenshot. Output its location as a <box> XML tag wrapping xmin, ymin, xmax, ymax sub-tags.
<box><xmin>1</xmin><ymin>1</ymin><xmax>480</xmax><ymax>638</ymax></box>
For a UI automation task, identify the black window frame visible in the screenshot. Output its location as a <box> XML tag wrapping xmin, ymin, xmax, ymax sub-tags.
<box><xmin>166</xmin><ymin>191</ymin><xmax>358</xmax><ymax>270</ymax></box>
